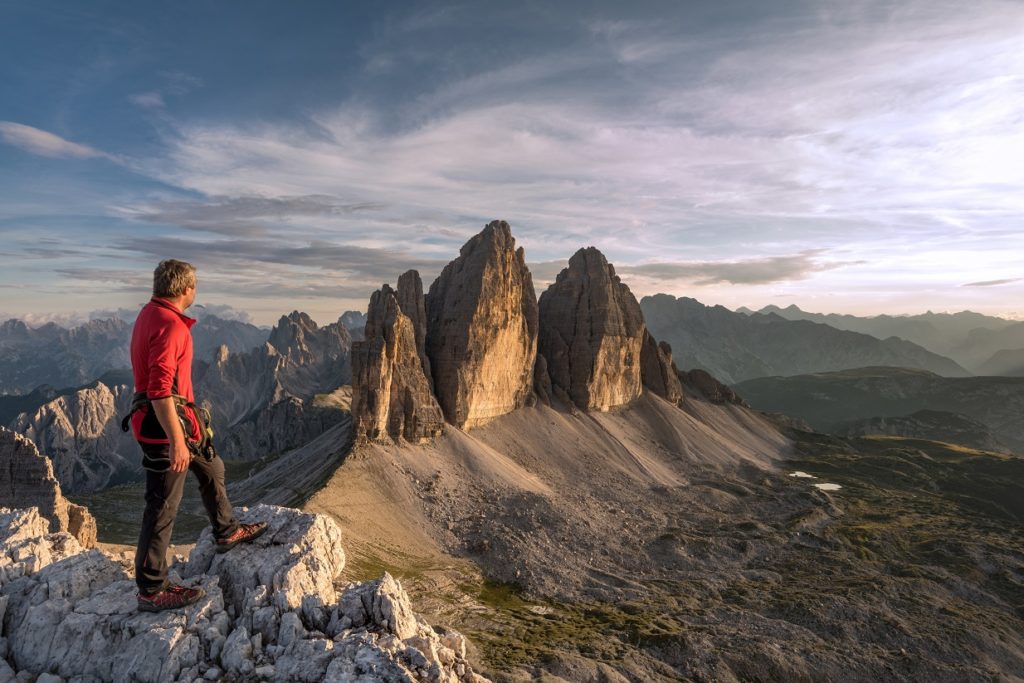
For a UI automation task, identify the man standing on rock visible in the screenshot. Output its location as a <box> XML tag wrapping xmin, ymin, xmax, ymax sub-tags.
<box><xmin>126</xmin><ymin>259</ymin><xmax>266</xmax><ymax>612</ymax></box>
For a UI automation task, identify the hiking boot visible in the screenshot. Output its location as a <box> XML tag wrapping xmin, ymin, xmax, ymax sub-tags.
<box><xmin>137</xmin><ymin>584</ymin><xmax>205</xmax><ymax>612</ymax></box>
<box><xmin>215</xmin><ymin>521</ymin><xmax>268</xmax><ymax>553</ymax></box>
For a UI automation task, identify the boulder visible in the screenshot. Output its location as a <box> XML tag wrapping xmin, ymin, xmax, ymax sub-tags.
<box><xmin>424</xmin><ymin>220</ymin><xmax>539</xmax><ymax>429</ymax></box>
<box><xmin>351</xmin><ymin>274</ymin><xmax>445</xmax><ymax>443</ymax></box>
<box><xmin>537</xmin><ymin>247</ymin><xmax>645</xmax><ymax>411</ymax></box>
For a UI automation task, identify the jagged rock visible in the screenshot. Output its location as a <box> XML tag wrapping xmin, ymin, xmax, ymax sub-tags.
<box><xmin>0</xmin><ymin>508</ymin><xmax>82</xmax><ymax>589</ymax></box>
<box><xmin>397</xmin><ymin>270</ymin><xmax>434</xmax><ymax>394</ymax></box>
<box><xmin>9</xmin><ymin>382</ymin><xmax>136</xmax><ymax>493</ymax></box>
<box><xmin>0</xmin><ymin>430</ymin><xmax>95</xmax><ymax>548</ymax></box>
<box><xmin>424</xmin><ymin>220</ymin><xmax>539</xmax><ymax>429</ymax></box>
<box><xmin>10</xmin><ymin>339</ymin><xmax>343</xmax><ymax>491</ymax></box>
<box><xmin>537</xmin><ymin>247</ymin><xmax>645</xmax><ymax>411</ymax></box>
<box><xmin>193</xmin><ymin>343</ymin><xmax>346</xmax><ymax>461</ymax></box>
<box><xmin>340</xmin><ymin>310</ymin><xmax>368</xmax><ymax>342</ymax></box>
<box><xmin>338</xmin><ymin>572</ymin><xmax>418</xmax><ymax>639</ymax></box>
<box><xmin>0</xmin><ymin>505</ymin><xmax>488</xmax><ymax>683</ymax></box>
<box><xmin>267</xmin><ymin>311</ymin><xmax>353</xmax><ymax>398</ymax></box>
<box><xmin>66</xmin><ymin>503</ymin><xmax>97</xmax><ymax>551</ymax></box>
<box><xmin>640</xmin><ymin>333</ymin><xmax>684</xmax><ymax>406</ymax></box>
<box><xmin>679</xmin><ymin>368</ymin><xmax>748</xmax><ymax>406</ymax></box>
<box><xmin>352</xmin><ymin>275</ymin><xmax>445</xmax><ymax>443</ymax></box>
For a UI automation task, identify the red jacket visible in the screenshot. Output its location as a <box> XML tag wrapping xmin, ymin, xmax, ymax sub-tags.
<box><xmin>129</xmin><ymin>297</ymin><xmax>200</xmax><ymax>444</ymax></box>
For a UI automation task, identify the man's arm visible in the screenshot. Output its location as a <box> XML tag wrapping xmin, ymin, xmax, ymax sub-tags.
<box><xmin>150</xmin><ymin>397</ymin><xmax>190</xmax><ymax>473</ymax></box>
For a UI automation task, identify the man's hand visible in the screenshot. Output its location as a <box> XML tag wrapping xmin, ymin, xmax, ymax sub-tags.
<box><xmin>169</xmin><ymin>437</ymin><xmax>190</xmax><ymax>473</ymax></box>
<box><xmin>151</xmin><ymin>397</ymin><xmax>191</xmax><ymax>473</ymax></box>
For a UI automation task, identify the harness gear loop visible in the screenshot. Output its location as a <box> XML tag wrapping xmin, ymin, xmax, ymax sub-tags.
<box><xmin>120</xmin><ymin>378</ymin><xmax>216</xmax><ymax>461</ymax></box>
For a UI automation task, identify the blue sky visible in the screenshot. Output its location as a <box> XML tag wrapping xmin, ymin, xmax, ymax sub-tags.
<box><xmin>1</xmin><ymin>0</ymin><xmax>1022</xmax><ymax>326</ymax></box>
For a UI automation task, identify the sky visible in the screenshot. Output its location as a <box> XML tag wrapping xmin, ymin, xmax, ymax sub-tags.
<box><xmin>1</xmin><ymin>0</ymin><xmax>1022</xmax><ymax>327</ymax></box>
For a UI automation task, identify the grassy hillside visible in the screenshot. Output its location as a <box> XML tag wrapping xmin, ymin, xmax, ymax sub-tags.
<box><xmin>735</xmin><ymin>366</ymin><xmax>1024</xmax><ymax>452</ymax></box>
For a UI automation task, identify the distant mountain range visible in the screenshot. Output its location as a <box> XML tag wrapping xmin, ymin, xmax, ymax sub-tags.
<box><xmin>0</xmin><ymin>314</ymin><xmax>263</xmax><ymax>395</ymax></box>
<box><xmin>640</xmin><ymin>295</ymin><xmax>970</xmax><ymax>384</ymax></box>
<box><xmin>738</xmin><ymin>303</ymin><xmax>1024</xmax><ymax>374</ymax></box>
<box><xmin>734</xmin><ymin>366</ymin><xmax>1024</xmax><ymax>452</ymax></box>
<box><xmin>3</xmin><ymin>309</ymin><xmax>363</xmax><ymax>492</ymax></box>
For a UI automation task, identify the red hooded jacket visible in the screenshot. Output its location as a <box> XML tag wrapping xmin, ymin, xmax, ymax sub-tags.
<box><xmin>129</xmin><ymin>297</ymin><xmax>201</xmax><ymax>444</ymax></box>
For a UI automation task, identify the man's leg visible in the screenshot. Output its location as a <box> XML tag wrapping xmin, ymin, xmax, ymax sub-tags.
<box><xmin>135</xmin><ymin>443</ymin><xmax>187</xmax><ymax>594</ymax></box>
<box><xmin>190</xmin><ymin>452</ymin><xmax>239</xmax><ymax>540</ymax></box>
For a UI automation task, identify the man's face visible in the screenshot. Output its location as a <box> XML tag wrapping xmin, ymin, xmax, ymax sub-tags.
<box><xmin>184</xmin><ymin>278</ymin><xmax>197</xmax><ymax>309</ymax></box>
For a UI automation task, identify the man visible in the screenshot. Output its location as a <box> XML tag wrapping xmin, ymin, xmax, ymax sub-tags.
<box><xmin>128</xmin><ymin>259</ymin><xmax>266</xmax><ymax>612</ymax></box>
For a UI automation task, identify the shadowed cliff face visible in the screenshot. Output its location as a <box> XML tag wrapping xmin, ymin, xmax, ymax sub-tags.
<box><xmin>424</xmin><ymin>220</ymin><xmax>539</xmax><ymax>429</ymax></box>
<box><xmin>537</xmin><ymin>246</ymin><xmax>646</xmax><ymax>412</ymax></box>
<box><xmin>351</xmin><ymin>273</ymin><xmax>445</xmax><ymax>444</ymax></box>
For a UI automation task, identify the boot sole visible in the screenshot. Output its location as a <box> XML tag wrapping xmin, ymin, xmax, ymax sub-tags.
<box><xmin>137</xmin><ymin>588</ymin><xmax>205</xmax><ymax>612</ymax></box>
<box><xmin>215</xmin><ymin>523</ymin><xmax>268</xmax><ymax>553</ymax></box>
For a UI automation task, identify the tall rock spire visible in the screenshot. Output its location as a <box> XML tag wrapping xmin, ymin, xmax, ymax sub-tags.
<box><xmin>351</xmin><ymin>271</ymin><xmax>445</xmax><ymax>443</ymax></box>
<box><xmin>424</xmin><ymin>220</ymin><xmax>539</xmax><ymax>429</ymax></box>
<box><xmin>536</xmin><ymin>247</ymin><xmax>645</xmax><ymax>411</ymax></box>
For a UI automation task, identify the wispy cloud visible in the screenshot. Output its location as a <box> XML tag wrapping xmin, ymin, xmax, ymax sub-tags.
<box><xmin>129</xmin><ymin>92</ymin><xmax>165</xmax><ymax>109</ymax></box>
<box><xmin>5</xmin><ymin>1</ymin><xmax>1023</xmax><ymax>323</ymax></box>
<box><xmin>116</xmin><ymin>195</ymin><xmax>386</xmax><ymax>236</ymax></box>
<box><xmin>962</xmin><ymin>277</ymin><xmax>1021</xmax><ymax>287</ymax></box>
<box><xmin>0</xmin><ymin>121</ymin><xmax>112</xmax><ymax>160</ymax></box>
<box><xmin>617</xmin><ymin>251</ymin><xmax>865</xmax><ymax>286</ymax></box>
<box><xmin>142</xmin><ymin>0</ymin><xmax>1024</xmax><ymax>266</ymax></box>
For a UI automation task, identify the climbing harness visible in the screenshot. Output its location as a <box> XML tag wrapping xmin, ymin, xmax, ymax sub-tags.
<box><xmin>120</xmin><ymin>379</ymin><xmax>217</xmax><ymax>461</ymax></box>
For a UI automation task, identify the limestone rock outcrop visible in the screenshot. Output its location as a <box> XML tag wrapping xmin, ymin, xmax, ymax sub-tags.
<box><xmin>352</xmin><ymin>273</ymin><xmax>445</xmax><ymax>443</ymax></box>
<box><xmin>0</xmin><ymin>429</ymin><xmax>96</xmax><ymax>548</ymax></box>
<box><xmin>537</xmin><ymin>247</ymin><xmax>645</xmax><ymax>411</ymax></box>
<box><xmin>267</xmin><ymin>311</ymin><xmax>353</xmax><ymax>398</ymax></box>
<box><xmin>193</xmin><ymin>341</ymin><xmax>347</xmax><ymax>461</ymax></box>
<box><xmin>9</xmin><ymin>381</ymin><xmax>137</xmax><ymax>493</ymax></box>
<box><xmin>340</xmin><ymin>310</ymin><xmax>368</xmax><ymax>342</ymax></box>
<box><xmin>0</xmin><ymin>504</ymin><xmax>489</xmax><ymax>683</ymax></box>
<box><xmin>640</xmin><ymin>332</ymin><xmax>685</xmax><ymax>406</ymax></box>
<box><xmin>398</xmin><ymin>269</ymin><xmax>434</xmax><ymax>393</ymax></box>
<box><xmin>679</xmin><ymin>368</ymin><xmax>748</xmax><ymax>406</ymax></box>
<box><xmin>424</xmin><ymin>220</ymin><xmax>539</xmax><ymax>429</ymax></box>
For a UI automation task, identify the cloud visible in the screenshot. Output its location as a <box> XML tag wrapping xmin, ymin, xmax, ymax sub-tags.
<box><xmin>141</xmin><ymin>0</ymin><xmax>1024</xmax><ymax>272</ymax></box>
<box><xmin>129</xmin><ymin>71</ymin><xmax>202</xmax><ymax>110</ymax></box>
<box><xmin>117</xmin><ymin>194</ymin><xmax>386</xmax><ymax>236</ymax></box>
<box><xmin>961</xmin><ymin>277</ymin><xmax>1021</xmax><ymax>287</ymax></box>
<box><xmin>189</xmin><ymin>303</ymin><xmax>257</xmax><ymax>324</ymax></box>
<box><xmin>112</xmin><ymin>235</ymin><xmax>448</xmax><ymax>277</ymax></box>
<box><xmin>129</xmin><ymin>92</ymin><xmax>165</xmax><ymax>109</ymax></box>
<box><xmin>54</xmin><ymin>267</ymin><xmax>150</xmax><ymax>287</ymax></box>
<box><xmin>0</xmin><ymin>122</ymin><xmax>111</xmax><ymax>160</ymax></box>
<box><xmin>620</xmin><ymin>251</ymin><xmax>864</xmax><ymax>286</ymax></box>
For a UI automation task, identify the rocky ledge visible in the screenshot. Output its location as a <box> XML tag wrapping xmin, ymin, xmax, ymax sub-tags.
<box><xmin>0</xmin><ymin>505</ymin><xmax>488</xmax><ymax>683</ymax></box>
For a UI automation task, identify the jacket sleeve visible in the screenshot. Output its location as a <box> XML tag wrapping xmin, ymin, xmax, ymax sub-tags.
<box><xmin>146</xmin><ymin>317</ymin><xmax>183</xmax><ymax>399</ymax></box>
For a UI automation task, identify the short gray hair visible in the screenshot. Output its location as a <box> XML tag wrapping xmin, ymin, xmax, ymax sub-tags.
<box><xmin>153</xmin><ymin>260</ymin><xmax>196</xmax><ymax>298</ymax></box>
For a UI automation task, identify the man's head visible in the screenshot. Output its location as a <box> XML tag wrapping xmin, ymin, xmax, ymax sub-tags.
<box><xmin>153</xmin><ymin>259</ymin><xmax>197</xmax><ymax>310</ymax></box>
